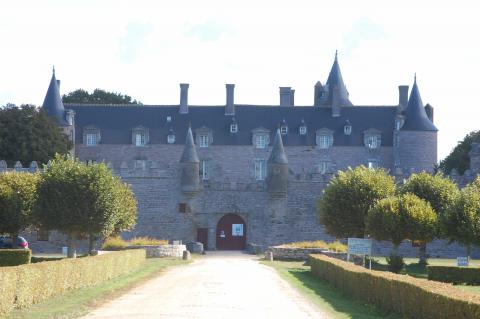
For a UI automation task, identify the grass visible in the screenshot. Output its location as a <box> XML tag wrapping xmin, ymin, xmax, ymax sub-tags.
<box><xmin>262</xmin><ymin>260</ymin><xmax>401</xmax><ymax>319</ymax></box>
<box><xmin>5</xmin><ymin>257</ymin><xmax>190</xmax><ymax>319</ymax></box>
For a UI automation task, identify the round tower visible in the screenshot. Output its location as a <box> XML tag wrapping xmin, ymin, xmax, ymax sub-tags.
<box><xmin>180</xmin><ymin>127</ymin><xmax>200</xmax><ymax>194</ymax></box>
<box><xmin>398</xmin><ymin>76</ymin><xmax>438</xmax><ymax>174</ymax></box>
<box><xmin>267</xmin><ymin>129</ymin><xmax>288</xmax><ymax>197</ymax></box>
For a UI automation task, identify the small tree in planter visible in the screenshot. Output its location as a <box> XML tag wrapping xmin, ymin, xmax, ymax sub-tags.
<box><xmin>367</xmin><ymin>194</ymin><xmax>437</xmax><ymax>273</ymax></box>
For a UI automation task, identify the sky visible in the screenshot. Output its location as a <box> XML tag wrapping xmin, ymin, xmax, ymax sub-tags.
<box><xmin>0</xmin><ymin>0</ymin><xmax>479</xmax><ymax>161</ymax></box>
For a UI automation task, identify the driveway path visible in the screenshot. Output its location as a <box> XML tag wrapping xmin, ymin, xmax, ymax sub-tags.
<box><xmin>81</xmin><ymin>251</ymin><xmax>327</xmax><ymax>319</ymax></box>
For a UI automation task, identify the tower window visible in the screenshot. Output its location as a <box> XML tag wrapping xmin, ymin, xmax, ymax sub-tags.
<box><xmin>254</xmin><ymin>159</ymin><xmax>267</xmax><ymax>180</ymax></box>
<box><xmin>230</xmin><ymin>124</ymin><xmax>238</xmax><ymax>133</ymax></box>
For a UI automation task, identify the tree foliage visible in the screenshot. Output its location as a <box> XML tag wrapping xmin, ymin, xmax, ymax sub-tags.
<box><xmin>366</xmin><ymin>194</ymin><xmax>437</xmax><ymax>252</ymax></box>
<box><xmin>0</xmin><ymin>105</ymin><xmax>71</xmax><ymax>166</ymax></box>
<box><xmin>318</xmin><ymin>166</ymin><xmax>396</xmax><ymax>238</ymax></box>
<box><xmin>35</xmin><ymin>155</ymin><xmax>137</xmax><ymax>257</ymax></box>
<box><xmin>439</xmin><ymin>130</ymin><xmax>480</xmax><ymax>174</ymax></box>
<box><xmin>0</xmin><ymin>172</ymin><xmax>39</xmax><ymax>238</ymax></box>
<box><xmin>62</xmin><ymin>89</ymin><xmax>141</xmax><ymax>104</ymax></box>
<box><xmin>443</xmin><ymin>176</ymin><xmax>480</xmax><ymax>254</ymax></box>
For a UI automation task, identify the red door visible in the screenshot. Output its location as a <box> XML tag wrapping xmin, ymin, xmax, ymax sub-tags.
<box><xmin>197</xmin><ymin>228</ymin><xmax>208</xmax><ymax>250</ymax></box>
<box><xmin>216</xmin><ymin>214</ymin><xmax>246</xmax><ymax>250</ymax></box>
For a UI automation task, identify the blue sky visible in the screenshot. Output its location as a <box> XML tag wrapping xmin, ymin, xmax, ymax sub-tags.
<box><xmin>0</xmin><ymin>0</ymin><xmax>479</xmax><ymax>160</ymax></box>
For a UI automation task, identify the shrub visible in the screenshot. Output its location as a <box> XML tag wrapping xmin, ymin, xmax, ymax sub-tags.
<box><xmin>102</xmin><ymin>236</ymin><xmax>128</xmax><ymax>250</ymax></box>
<box><xmin>0</xmin><ymin>249</ymin><xmax>31</xmax><ymax>266</ymax></box>
<box><xmin>327</xmin><ymin>241</ymin><xmax>347</xmax><ymax>253</ymax></box>
<box><xmin>282</xmin><ymin>240</ymin><xmax>328</xmax><ymax>249</ymax></box>
<box><xmin>128</xmin><ymin>237</ymin><xmax>168</xmax><ymax>246</ymax></box>
<box><xmin>0</xmin><ymin>249</ymin><xmax>145</xmax><ymax>317</ymax></box>
<box><xmin>386</xmin><ymin>254</ymin><xmax>404</xmax><ymax>273</ymax></box>
<box><xmin>310</xmin><ymin>254</ymin><xmax>480</xmax><ymax>319</ymax></box>
<box><xmin>427</xmin><ymin>266</ymin><xmax>480</xmax><ymax>285</ymax></box>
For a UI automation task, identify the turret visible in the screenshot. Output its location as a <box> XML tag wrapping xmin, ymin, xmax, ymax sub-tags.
<box><xmin>324</xmin><ymin>51</ymin><xmax>353</xmax><ymax>116</ymax></box>
<box><xmin>267</xmin><ymin>129</ymin><xmax>288</xmax><ymax>197</ymax></box>
<box><xmin>180</xmin><ymin>127</ymin><xmax>200</xmax><ymax>194</ymax></box>
<box><xmin>398</xmin><ymin>76</ymin><xmax>438</xmax><ymax>174</ymax></box>
<box><xmin>42</xmin><ymin>67</ymin><xmax>68</xmax><ymax>126</ymax></box>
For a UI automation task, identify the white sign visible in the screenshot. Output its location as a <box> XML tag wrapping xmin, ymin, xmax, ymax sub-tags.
<box><xmin>348</xmin><ymin>238</ymin><xmax>372</xmax><ymax>256</ymax></box>
<box><xmin>232</xmin><ymin>224</ymin><xmax>244</xmax><ymax>236</ymax></box>
<box><xmin>457</xmin><ymin>257</ymin><xmax>469</xmax><ymax>267</ymax></box>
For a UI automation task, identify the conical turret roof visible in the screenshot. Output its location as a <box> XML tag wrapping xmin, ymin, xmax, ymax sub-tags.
<box><xmin>180</xmin><ymin>127</ymin><xmax>199</xmax><ymax>163</ymax></box>
<box><xmin>325</xmin><ymin>51</ymin><xmax>353</xmax><ymax>107</ymax></box>
<box><xmin>42</xmin><ymin>68</ymin><xmax>68</xmax><ymax>126</ymax></box>
<box><xmin>401</xmin><ymin>76</ymin><xmax>437</xmax><ymax>131</ymax></box>
<box><xmin>268</xmin><ymin>129</ymin><xmax>288</xmax><ymax>164</ymax></box>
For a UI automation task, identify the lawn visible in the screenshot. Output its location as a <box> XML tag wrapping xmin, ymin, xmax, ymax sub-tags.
<box><xmin>5</xmin><ymin>257</ymin><xmax>190</xmax><ymax>319</ymax></box>
<box><xmin>262</xmin><ymin>260</ymin><xmax>401</xmax><ymax>319</ymax></box>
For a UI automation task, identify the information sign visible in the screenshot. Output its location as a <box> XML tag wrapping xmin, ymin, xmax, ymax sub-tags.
<box><xmin>347</xmin><ymin>238</ymin><xmax>372</xmax><ymax>256</ymax></box>
<box><xmin>457</xmin><ymin>257</ymin><xmax>469</xmax><ymax>267</ymax></box>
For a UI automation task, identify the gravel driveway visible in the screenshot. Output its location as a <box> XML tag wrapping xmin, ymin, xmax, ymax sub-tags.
<box><xmin>81</xmin><ymin>251</ymin><xmax>327</xmax><ymax>319</ymax></box>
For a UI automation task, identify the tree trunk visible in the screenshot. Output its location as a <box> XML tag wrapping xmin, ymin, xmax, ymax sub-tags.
<box><xmin>418</xmin><ymin>241</ymin><xmax>427</xmax><ymax>265</ymax></box>
<box><xmin>67</xmin><ymin>232</ymin><xmax>77</xmax><ymax>258</ymax></box>
<box><xmin>467</xmin><ymin>245</ymin><xmax>471</xmax><ymax>261</ymax></box>
<box><xmin>12</xmin><ymin>232</ymin><xmax>18</xmax><ymax>249</ymax></box>
<box><xmin>88</xmin><ymin>233</ymin><xmax>96</xmax><ymax>255</ymax></box>
<box><xmin>392</xmin><ymin>244</ymin><xmax>399</xmax><ymax>257</ymax></box>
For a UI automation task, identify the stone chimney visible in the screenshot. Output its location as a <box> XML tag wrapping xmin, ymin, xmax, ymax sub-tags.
<box><xmin>279</xmin><ymin>87</ymin><xmax>294</xmax><ymax>107</ymax></box>
<box><xmin>179</xmin><ymin>83</ymin><xmax>189</xmax><ymax>114</ymax></box>
<box><xmin>225</xmin><ymin>84</ymin><xmax>235</xmax><ymax>115</ymax></box>
<box><xmin>398</xmin><ymin>85</ymin><xmax>409</xmax><ymax>111</ymax></box>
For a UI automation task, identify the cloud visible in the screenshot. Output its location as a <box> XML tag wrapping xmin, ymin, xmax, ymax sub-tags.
<box><xmin>184</xmin><ymin>20</ymin><xmax>232</xmax><ymax>42</ymax></box>
<box><xmin>343</xmin><ymin>18</ymin><xmax>387</xmax><ymax>54</ymax></box>
<box><xmin>118</xmin><ymin>22</ymin><xmax>153</xmax><ymax>63</ymax></box>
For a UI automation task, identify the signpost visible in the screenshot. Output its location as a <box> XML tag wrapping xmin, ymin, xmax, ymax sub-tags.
<box><xmin>348</xmin><ymin>238</ymin><xmax>373</xmax><ymax>269</ymax></box>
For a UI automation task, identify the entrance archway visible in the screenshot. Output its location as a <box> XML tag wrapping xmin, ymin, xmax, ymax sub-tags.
<box><xmin>216</xmin><ymin>214</ymin><xmax>246</xmax><ymax>250</ymax></box>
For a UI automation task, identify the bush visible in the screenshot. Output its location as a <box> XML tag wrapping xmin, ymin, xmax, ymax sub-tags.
<box><xmin>327</xmin><ymin>241</ymin><xmax>347</xmax><ymax>253</ymax></box>
<box><xmin>427</xmin><ymin>266</ymin><xmax>480</xmax><ymax>285</ymax></box>
<box><xmin>102</xmin><ymin>236</ymin><xmax>128</xmax><ymax>250</ymax></box>
<box><xmin>128</xmin><ymin>237</ymin><xmax>168</xmax><ymax>246</ymax></box>
<box><xmin>310</xmin><ymin>254</ymin><xmax>480</xmax><ymax>319</ymax></box>
<box><xmin>0</xmin><ymin>249</ymin><xmax>146</xmax><ymax>317</ymax></box>
<box><xmin>282</xmin><ymin>240</ymin><xmax>328</xmax><ymax>249</ymax></box>
<box><xmin>386</xmin><ymin>254</ymin><xmax>404</xmax><ymax>273</ymax></box>
<box><xmin>0</xmin><ymin>249</ymin><xmax>31</xmax><ymax>266</ymax></box>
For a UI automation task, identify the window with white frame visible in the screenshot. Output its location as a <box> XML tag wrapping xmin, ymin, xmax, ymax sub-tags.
<box><xmin>299</xmin><ymin>126</ymin><xmax>307</xmax><ymax>135</ymax></box>
<box><xmin>167</xmin><ymin>134</ymin><xmax>175</xmax><ymax>144</ymax></box>
<box><xmin>317</xmin><ymin>134</ymin><xmax>332</xmax><ymax>149</ymax></box>
<box><xmin>86</xmin><ymin>132</ymin><xmax>99</xmax><ymax>146</ymax></box>
<box><xmin>367</xmin><ymin>160</ymin><xmax>379</xmax><ymax>169</ymax></box>
<box><xmin>230</xmin><ymin>124</ymin><xmax>238</xmax><ymax>133</ymax></box>
<box><xmin>254</xmin><ymin>159</ymin><xmax>267</xmax><ymax>180</ymax></box>
<box><xmin>200</xmin><ymin>160</ymin><xmax>209</xmax><ymax>180</ymax></box>
<box><xmin>365</xmin><ymin>134</ymin><xmax>381</xmax><ymax>149</ymax></box>
<box><xmin>255</xmin><ymin>135</ymin><xmax>267</xmax><ymax>149</ymax></box>
<box><xmin>318</xmin><ymin>161</ymin><xmax>328</xmax><ymax>174</ymax></box>
<box><xmin>280</xmin><ymin>126</ymin><xmax>288</xmax><ymax>135</ymax></box>
<box><xmin>135</xmin><ymin>131</ymin><xmax>146</xmax><ymax>146</ymax></box>
<box><xmin>199</xmin><ymin>134</ymin><xmax>209</xmax><ymax>148</ymax></box>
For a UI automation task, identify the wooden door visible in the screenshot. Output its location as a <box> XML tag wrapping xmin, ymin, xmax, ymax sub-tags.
<box><xmin>197</xmin><ymin>228</ymin><xmax>208</xmax><ymax>250</ymax></box>
<box><xmin>216</xmin><ymin>214</ymin><xmax>246</xmax><ymax>250</ymax></box>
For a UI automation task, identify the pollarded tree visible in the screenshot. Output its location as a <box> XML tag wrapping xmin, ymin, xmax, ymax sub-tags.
<box><xmin>62</xmin><ymin>89</ymin><xmax>141</xmax><ymax>105</ymax></box>
<box><xmin>0</xmin><ymin>172</ymin><xmax>39</xmax><ymax>242</ymax></box>
<box><xmin>35</xmin><ymin>155</ymin><xmax>137</xmax><ymax>257</ymax></box>
<box><xmin>442</xmin><ymin>176</ymin><xmax>480</xmax><ymax>258</ymax></box>
<box><xmin>439</xmin><ymin>130</ymin><xmax>480</xmax><ymax>175</ymax></box>
<box><xmin>400</xmin><ymin>172</ymin><xmax>459</xmax><ymax>263</ymax></box>
<box><xmin>318</xmin><ymin>166</ymin><xmax>396</xmax><ymax>238</ymax></box>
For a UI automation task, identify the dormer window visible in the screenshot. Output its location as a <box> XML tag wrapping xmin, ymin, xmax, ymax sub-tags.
<box><xmin>195</xmin><ymin>127</ymin><xmax>213</xmax><ymax>148</ymax></box>
<box><xmin>132</xmin><ymin>126</ymin><xmax>149</xmax><ymax>146</ymax></box>
<box><xmin>252</xmin><ymin>128</ymin><xmax>270</xmax><ymax>149</ymax></box>
<box><xmin>280</xmin><ymin>126</ymin><xmax>288</xmax><ymax>135</ymax></box>
<box><xmin>86</xmin><ymin>133</ymin><xmax>98</xmax><ymax>146</ymax></box>
<box><xmin>83</xmin><ymin>126</ymin><xmax>100</xmax><ymax>146</ymax></box>
<box><xmin>364</xmin><ymin>129</ymin><xmax>381</xmax><ymax>149</ymax></box>
<box><xmin>316</xmin><ymin>128</ymin><xmax>334</xmax><ymax>149</ymax></box>
<box><xmin>166</xmin><ymin>116</ymin><xmax>172</xmax><ymax>123</ymax></box>
<box><xmin>199</xmin><ymin>135</ymin><xmax>209</xmax><ymax>147</ymax></box>
<box><xmin>344</xmin><ymin>120</ymin><xmax>352</xmax><ymax>135</ymax></box>
<box><xmin>167</xmin><ymin>131</ymin><xmax>175</xmax><ymax>144</ymax></box>
<box><xmin>230</xmin><ymin>124</ymin><xmax>238</xmax><ymax>133</ymax></box>
<box><xmin>255</xmin><ymin>135</ymin><xmax>267</xmax><ymax>149</ymax></box>
<box><xmin>299</xmin><ymin>126</ymin><xmax>307</xmax><ymax>135</ymax></box>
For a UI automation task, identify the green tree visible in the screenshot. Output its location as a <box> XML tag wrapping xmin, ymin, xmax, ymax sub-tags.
<box><xmin>0</xmin><ymin>172</ymin><xmax>39</xmax><ymax>242</ymax></box>
<box><xmin>62</xmin><ymin>89</ymin><xmax>141</xmax><ymax>104</ymax></box>
<box><xmin>0</xmin><ymin>105</ymin><xmax>71</xmax><ymax>166</ymax></box>
<box><xmin>400</xmin><ymin>172</ymin><xmax>459</xmax><ymax>263</ymax></box>
<box><xmin>318</xmin><ymin>166</ymin><xmax>396</xmax><ymax>238</ymax></box>
<box><xmin>443</xmin><ymin>176</ymin><xmax>480</xmax><ymax>258</ymax></box>
<box><xmin>35</xmin><ymin>155</ymin><xmax>137</xmax><ymax>257</ymax></box>
<box><xmin>439</xmin><ymin>130</ymin><xmax>480</xmax><ymax>174</ymax></box>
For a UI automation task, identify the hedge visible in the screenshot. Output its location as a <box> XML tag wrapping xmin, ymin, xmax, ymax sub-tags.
<box><xmin>0</xmin><ymin>249</ymin><xmax>146</xmax><ymax>317</ymax></box>
<box><xmin>428</xmin><ymin>266</ymin><xmax>480</xmax><ymax>285</ymax></box>
<box><xmin>0</xmin><ymin>249</ymin><xmax>31</xmax><ymax>266</ymax></box>
<box><xmin>310</xmin><ymin>254</ymin><xmax>480</xmax><ymax>319</ymax></box>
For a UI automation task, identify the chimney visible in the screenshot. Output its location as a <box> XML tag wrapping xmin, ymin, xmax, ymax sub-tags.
<box><xmin>398</xmin><ymin>85</ymin><xmax>409</xmax><ymax>111</ymax></box>
<box><xmin>225</xmin><ymin>84</ymin><xmax>235</xmax><ymax>115</ymax></box>
<box><xmin>279</xmin><ymin>87</ymin><xmax>294</xmax><ymax>106</ymax></box>
<box><xmin>179</xmin><ymin>83</ymin><xmax>189</xmax><ymax>114</ymax></box>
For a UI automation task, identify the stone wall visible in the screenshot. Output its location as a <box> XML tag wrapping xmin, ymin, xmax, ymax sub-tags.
<box><xmin>126</xmin><ymin>244</ymin><xmax>186</xmax><ymax>258</ymax></box>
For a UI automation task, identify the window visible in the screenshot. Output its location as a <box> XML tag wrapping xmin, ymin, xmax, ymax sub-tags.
<box><xmin>368</xmin><ymin>160</ymin><xmax>379</xmax><ymax>169</ymax></box>
<box><xmin>317</xmin><ymin>135</ymin><xmax>332</xmax><ymax>149</ymax></box>
<box><xmin>199</xmin><ymin>134</ymin><xmax>209</xmax><ymax>148</ymax></box>
<box><xmin>299</xmin><ymin>126</ymin><xmax>307</xmax><ymax>135</ymax></box>
<box><xmin>86</xmin><ymin>159</ymin><xmax>97</xmax><ymax>165</ymax></box>
<box><xmin>254</xmin><ymin>159</ymin><xmax>267</xmax><ymax>180</ymax></box>
<box><xmin>318</xmin><ymin>161</ymin><xmax>328</xmax><ymax>174</ymax></box>
<box><xmin>166</xmin><ymin>116</ymin><xmax>172</xmax><ymax>122</ymax></box>
<box><xmin>167</xmin><ymin>134</ymin><xmax>175</xmax><ymax>144</ymax></box>
<box><xmin>86</xmin><ymin>132</ymin><xmax>98</xmax><ymax>146</ymax></box>
<box><xmin>178</xmin><ymin>203</ymin><xmax>187</xmax><ymax>213</ymax></box>
<box><xmin>37</xmin><ymin>228</ymin><xmax>49</xmax><ymax>241</ymax></box>
<box><xmin>365</xmin><ymin>135</ymin><xmax>381</xmax><ymax>149</ymax></box>
<box><xmin>280</xmin><ymin>126</ymin><xmax>288</xmax><ymax>135</ymax></box>
<box><xmin>344</xmin><ymin>121</ymin><xmax>352</xmax><ymax>135</ymax></box>
<box><xmin>230</xmin><ymin>124</ymin><xmax>238</xmax><ymax>133</ymax></box>
<box><xmin>135</xmin><ymin>132</ymin><xmax>146</xmax><ymax>146</ymax></box>
<box><xmin>200</xmin><ymin>160</ymin><xmax>209</xmax><ymax>180</ymax></box>
<box><xmin>255</xmin><ymin>135</ymin><xmax>267</xmax><ymax>149</ymax></box>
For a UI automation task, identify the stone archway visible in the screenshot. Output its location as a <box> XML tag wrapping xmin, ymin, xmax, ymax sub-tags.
<box><xmin>216</xmin><ymin>214</ymin><xmax>246</xmax><ymax>250</ymax></box>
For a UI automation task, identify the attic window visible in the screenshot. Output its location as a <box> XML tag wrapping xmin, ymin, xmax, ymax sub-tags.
<box><xmin>166</xmin><ymin>116</ymin><xmax>172</xmax><ymax>122</ymax></box>
<box><xmin>230</xmin><ymin>124</ymin><xmax>238</xmax><ymax>133</ymax></box>
<box><xmin>316</xmin><ymin>129</ymin><xmax>334</xmax><ymax>149</ymax></box>
<box><xmin>280</xmin><ymin>126</ymin><xmax>288</xmax><ymax>135</ymax></box>
<box><xmin>167</xmin><ymin>134</ymin><xmax>175</xmax><ymax>144</ymax></box>
<box><xmin>199</xmin><ymin>134</ymin><xmax>209</xmax><ymax>147</ymax></box>
<box><xmin>364</xmin><ymin>130</ymin><xmax>381</xmax><ymax>149</ymax></box>
<box><xmin>344</xmin><ymin>120</ymin><xmax>352</xmax><ymax>135</ymax></box>
<box><xmin>86</xmin><ymin>133</ymin><xmax>99</xmax><ymax>146</ymax></box>
<box><xmin>255</xmin><ymin>135</ymin><xmax>267</xmax><ymax>149</ymax></box>
<box><xmin>84</xmin><ymin>127</ymin><xmax>100</xmax><ymax>146</ymax></box>
<box><xmin>299</xmin><ymin>126</ymin><xmax>307</xmax><ymax>135</ymax></box>
<box><xmin>132</xmin><ymin>126</ymin><xmax>149</xmax><ymax>146</ymax></box>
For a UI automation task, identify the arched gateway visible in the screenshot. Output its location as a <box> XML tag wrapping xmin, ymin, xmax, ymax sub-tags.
<box><xmin>216</xmin><ymin>214</ymin><xmax>246</xmax><ymax>250</ymax></box>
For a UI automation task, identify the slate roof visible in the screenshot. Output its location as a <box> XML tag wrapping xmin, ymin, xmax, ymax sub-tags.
<box><xmin>269</xmin><ymin>130</ymin><xmax>288</xmax><ymax>164</ymax></box>
<box><xmin>324</xmin><ymin>51</ymin><xmax>353</xmax><ymax>107</ymax></box>
<box><xmin>66</xmin><ymin>103</ymin><xmax>397</xmax><ymax>147</ymax></box>
<box><xmin>401</xmin><ymin>77</ymin><xmax>438</xmax><ymax>131</ymax></box>
<box><xmin>180</xmin><ymin>127</ymin><xmax>199</xmax><ymax>163</ymax></box>
<box><xmin>42</xmin><ymin>68</ymin><xmax>68</xmax><ymax>126</ymax></box>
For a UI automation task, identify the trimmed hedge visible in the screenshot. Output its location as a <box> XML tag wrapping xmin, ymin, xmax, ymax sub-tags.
<box><xmin>428</xmin><ymin>265</ymin><xmax>480</xmax><ymax>285</ymax></box>
<box><xmin>0</xmin><ymin>249</ymin><xmax>146</xmax><ymax>317</ymax></box>
<box><xmin>0</xmin><ymin>249</ymin><xmax>31</xmax><ymax>266</ymax></box>
<box><xmin>310</xmin><ymin>254</ymin><xmax>480</xmax><ymax>319</ymax></box>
